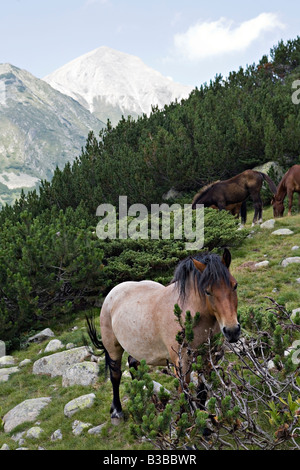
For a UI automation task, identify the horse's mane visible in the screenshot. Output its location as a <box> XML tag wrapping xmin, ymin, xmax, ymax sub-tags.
<box><xmin>171</xmin><ymin>252</ymin><xmax>231</xmax><ymax>300</ymax></box>
<box><xmin>192</xmin><ymin>181</ymin><xmax>220</xmax><ymax>207</ymax></box>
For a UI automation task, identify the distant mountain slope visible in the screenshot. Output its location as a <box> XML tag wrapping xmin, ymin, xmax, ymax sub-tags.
<box><xmin>44</xmin><ymin>46</ymin><xmax>193</xmax><ymax>126</ymax></box>
<box><xmin>0</xmin><ymin>63</ymin><xmax>104</xmax><ymax>205</ymax></box>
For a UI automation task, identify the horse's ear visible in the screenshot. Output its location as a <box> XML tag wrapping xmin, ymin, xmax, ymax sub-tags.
<box><xmin>192</xmin><ymin>258</ymin><xmax>207</xmax><ymax>273</ymax></box>
<box><xmin>222</xmin><ymin>248</ymin><xmax>231</xmax><ymax>269</ymax></box>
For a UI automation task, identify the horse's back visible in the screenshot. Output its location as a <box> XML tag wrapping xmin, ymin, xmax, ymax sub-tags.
<box><xmin>100</xmin><ymin>280</ymin><xmax>170</xmax><ymax>364</ymax></box>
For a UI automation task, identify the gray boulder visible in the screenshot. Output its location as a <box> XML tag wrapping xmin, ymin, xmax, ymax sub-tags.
<box><xmin>272</xmin><ymin>229</ymin><xmax>294</xmax><ymax>236</ymax></box>
<box><xmin>3</xmin><ymin>397</ymin><xmax>52</xmax><ymax>433</ymax></box>
<box><xmin>64</xmin><ymin>393</ymin><xmax>96</xmax><ymax>418</ymax></box>
<box><xmin>28</xmin><ymin>328</ymin><xmax>55</xmax><ymax>343</ymax></box>
<box><xmin>282</xmin><ymin>257</ymin><xmax>300</xmax><ymax>267</ymax></box>
<box><xmin>33</xmin><ymin>346</ymin><xmax>91</xmax><ymax>377</ymax></box>
<box><xmin>0</xmin><ymin>356</ymin><xmax>15</xmax><ymax>366</ymax></box>
<box><xmin>44</xmin><ymin>339</ymin><xmax>64</xmax><ymax>353</ymax></box>
<box><xmin>62</xmin><ymin>361</ymin><xmax>99</xmax><ymax>387</ymax></box>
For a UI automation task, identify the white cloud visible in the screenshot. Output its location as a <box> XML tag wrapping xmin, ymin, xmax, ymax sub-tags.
<box><xmin>173</xmin><ymin>13</ymin><xmax>285</xmax><ymax>61</ymax></box>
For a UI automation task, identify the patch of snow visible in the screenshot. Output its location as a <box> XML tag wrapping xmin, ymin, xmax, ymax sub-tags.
<box><xmin>0</xmin><ymin>172</ymin><xmax>39</xmax><ymax>189</ymax></box>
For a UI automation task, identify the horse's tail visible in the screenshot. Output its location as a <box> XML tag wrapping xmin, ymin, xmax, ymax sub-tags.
<box><xmin>240</xmin><ymin>200</ymin><xmax>247</xmax><ymax>224</ymax></box>
<box><xmin>260</xmin><ymin>172</ymin><xmax>277</xmax><ymax>194</ymax></box>
<box><xmin>85</xmin><ymin>315</ymin><xmax>110</xmax><ymax>377</ymax></box>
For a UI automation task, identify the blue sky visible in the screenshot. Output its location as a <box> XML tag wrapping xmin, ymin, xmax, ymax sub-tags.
<box><xmin>0</xmin><ymin>0</ymin><xmax>299</xmax><ymax>88</ymax></box>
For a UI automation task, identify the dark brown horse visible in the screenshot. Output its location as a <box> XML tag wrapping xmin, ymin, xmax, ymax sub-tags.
<box><xmin>195</xmin><ymin>181</ymin><xmax>244</xmax><ymax>220</ymax></box>
<box><xmin>272</xmin><ymin>165</ymin><xmax>300</xmax><ymax>217</ymax></box>
<box><xmin>192</xmin><ymin>170</ymin><xmax>277</xmax><ymax>225</ymax></box>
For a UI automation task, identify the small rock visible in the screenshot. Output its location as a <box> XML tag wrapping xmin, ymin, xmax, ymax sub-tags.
<box><xmin>1</xmin><ymin>444</ymin><xmax>10</xmax><ymax>450</ymax></box>
<box><xmin>11</xmin><ymin>432</ymin><xmax>26</xmax><ymax>443</ymax></box>
<box><xmin>291</xmin><ymin>308</ymin><xmax>300</xmax><ymax>322</ymax></box>
<box><xmin>28</xmin><ymin>328</ymin><xmax>55</xmax><ymax>343</ymax></box>
<box><xmin>44</xmin><ymin>339</ymin><xmax>64</xmax><ymax>353</ymax></box>
<box><xmin>152</xmin><ymin>381</ymin><xmax>171</xmax><ymax>396</ymax></box>
<box><xmin>297</xmin><ymin>278</ymin><xmax>300</xmax><ymax>284</ymax></box>
<box><xmin>88</xmin><ymin>423</ymin><xmax>106</xmax><ymax>435</ymax></box>
<box><xmin>64</xmin><ymin>393</ymin><xmax>96</xmax><ymax>418</ymax></box>
<box><xmin>26</xmin><ymin>426</ymin><xmax>44</xmax><ymax>439</ymax></box>
<box><xmin>0</xmin><ymin>367</ymin><xmax>20</xmax><ymax>383</ymax></box>
<box><xmin>0</xmin><ymin>340</ymin><xmax>6</xmax><ymax>357</ymax></box>
<box><xmin>66</xmin><ymin>343</ymin><xmax>75</xmax><ymax>350</ymax></box>
<box><xmin>0</xmin><ymin>356</ymin><xmax>15</xmax><ymax>366</ymax></box>
<box><xmin>272</xmin><ymin>229</ymin><xmax>294</xmax><ymax>236</ymax></box>
<box><xmin>19</xmin><ymin>359</ymin><xmax>32</xmax><ymax>367</ymax></box>
<box><xmin>282</xmin><ymin>257</ymin><xmax>300</xmax><ymax>267</ymax></box>
<box><xmin>255</xmin><ymin>260</ymin><xmax>269</xmax><ymax>268</ymax></box>
<box><xmin>292</xmin><ymin>246</ymin><xmax>300</xmax><ymax>251</ymax></box>
<box><xmin>260</xmin><ymin>219</ymin><xmax>275</xmax><ymax>229</ymax></box>
<box><xmin>51</xmin><ymin>429</ymin><xmax>63</xmax><ymax>441</ymax></box>
<box><xmin>72</xmin><ymin>420</ymin><xmax>92</xmax><ymax>436</ymax></box>
<box><xmin>267</xmin><ymin>360</ymin><xmax>276</xmax><ymax>370</ymax></box>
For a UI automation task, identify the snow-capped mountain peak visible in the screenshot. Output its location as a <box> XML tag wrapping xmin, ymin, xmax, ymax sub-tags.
<box><xmin>44</xmin><ymin>47</ymin><xmax>193</xmax><ymax>126</ymax></box>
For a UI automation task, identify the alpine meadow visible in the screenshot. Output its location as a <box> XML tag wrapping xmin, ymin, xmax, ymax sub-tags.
<box><xmin>0</xmin><ymin>37</ymin><xmax>300</xmax><ymax>451</ymax></box>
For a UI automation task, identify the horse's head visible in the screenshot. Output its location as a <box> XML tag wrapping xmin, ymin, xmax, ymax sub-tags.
<box><xmin>192</xmin><ymin>249</ymin><xmax>240</xmax><ymax>343</ymax></box>
<box><xmin>271</xmin><ymin>196</ymin><xmax>284</xmax><ymax>217</ymax></box>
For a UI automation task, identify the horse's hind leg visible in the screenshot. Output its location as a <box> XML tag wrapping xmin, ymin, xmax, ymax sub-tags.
<box><xmin>128</xmin><ymin>355</ymin><xmax>141</xmax><ymax>379</ymax></box>
<box><xmin>251</xmin><ymin>194</ymin><xmax>263</xmax><ymax>225</ymax></box>
<box><xmin>107</xmin><ymin>348</ymin><xmax>124</xmax><ymax>420</ymax></box>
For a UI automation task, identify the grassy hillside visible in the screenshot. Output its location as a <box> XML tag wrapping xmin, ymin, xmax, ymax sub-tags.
<box><xmin>0</xmin><ymin>208</ymin><xmax>299</xmax><ymax>450</ymax></box>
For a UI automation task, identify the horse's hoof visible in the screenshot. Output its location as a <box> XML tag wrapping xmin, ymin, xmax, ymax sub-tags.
<box><xmin>111</xmin><ymin>410</ymin><xmax>124</xmax><ymax>425</ymax></box>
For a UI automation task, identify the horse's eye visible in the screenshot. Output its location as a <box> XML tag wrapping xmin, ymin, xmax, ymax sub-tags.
<box><xmin>205</xmin><ymin>290</ymin><xmax>212</xmax><ymax>296</ymax></box>
<box><xmin>233</xmin><ymin>283</ymin><xmax>238</xmax><ymax>291</ymax></box>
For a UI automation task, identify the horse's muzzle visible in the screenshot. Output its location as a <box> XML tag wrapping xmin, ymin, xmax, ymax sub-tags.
<box><xmin>223</xmin><ymin>324</ymin><xmax>241</xmax><ymax>343</ymax></box>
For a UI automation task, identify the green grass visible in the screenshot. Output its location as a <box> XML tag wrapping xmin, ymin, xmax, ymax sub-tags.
<box><xmin>0</xmin><ymin>205</ymin><xmax>299</xmax><ymax>450</ymax></box>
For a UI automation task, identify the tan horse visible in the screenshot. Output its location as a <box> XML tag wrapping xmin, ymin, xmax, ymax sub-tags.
<box><xmin>272</xmin><ymin>164</ymin><xmax>300</xmax><ymax>217</ymax></box>
<box><xmin>87</xmin><ymin>249</ymin><xmax>240</xmax><ymax>420</ymax></box>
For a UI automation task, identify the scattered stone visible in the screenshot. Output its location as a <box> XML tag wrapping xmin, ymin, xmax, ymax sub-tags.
<box><xmin>44</xmin><ymin>339</ymin><xmax>64</xmax><ymax>353</ymax></box>
<box><xmin>281</xmin><ymin>257</ymin><xmax>300</xmax><ymax>267</ymax></box>
<box><xmin>260</xmin><ymin>219</ymin><xmax>275</xmax><ymax>229</ymax></box>
<box><xmin>66</xmin><ymin>343</ymin><xmax>75</xmax><ymax>350</ymax></box>
<box><xmin>255</xmin><ymin>260</ymin><xmax>269</xmax><ymax>268</ymax></box>
<box><xmin>64</xmin><ymin>393</ymin><xmax>96</xmax><ymax>418</ymax></box>
<box><xmin>162</xmin><ymin>188</ymin><xmax>181</xmax><ymax>201</ymax></box>
<box><xmin>62</xmin><ymin>361</ymin><xmax>99</xmax><ymax>387</ymax></box>
<box><xmin>19</xmin><ymin>359</ymin><xmax>32</xmax><ymax>367</ymax></box>
<box><xmin>3</xmin><ymin>397</ymin><xmax>52</xmax><ymax>433</ymax></box>
<box><xmin>51</xmin><ymin>429</ymin><xmax>63</xmax><ymax>441</ymax></box>
<box><xmin>88</xmin><ymin>423</ymin><xmax>106</xmax><ymax>435</ymax></box>
<box><xmin>272</xmin><ymin>228</ymin><xmax>294</xmax><ymax>236</ymax></box>
<box><xmin>297</xmin><ymin>278</ymin><xmax>300</xmax><ymax>284</ymax></box>
<box><xmin>33</xmin><ymin>346</ymin><xmax>91</xmax><ymax>377</ymax></box>
<box><xmin>152</xmin><ymin>381</ymin><xmax>171</xmax><ymax>396</ymax></box>
<box><xmin>1</xmin><ymin>444</ymin><xmax>10</xmax><ymax>450</ymax></box>
<box><xmin>72</xmin><ymin>420</ymin><xmax>92</xmax><ymax>436</ymax></box>
<box><xmin>28</xmin><ymin>328</ymin><xmax>55</xmax><ymax>343</ymax></box>
<box><xmin>0</xmin><ymin>367</ymin><xmax>20</xmax><ymax>383</ymax></box>
<box><xmin>0</xmin><ymin>340</ymin><xmax>6</xmax><ymax>357</ymax></box>
<box><xmin>26</xmin><ymin>426</ymin><xmax>44</xmax><ymax>439</ymax></box>
<box><xmin>291</xmin><ymin>308</ymin><xmax>300</xmax><ymax>322</ymax></box>
<box><xmin>267</xmin><ymin>360</ymin><xmax>276</xmax><ymax>370</ymax></box>
<box><xmin>292</xmin><ymin>245</ymin><xmax>300</xmax><ymax>251</ymax></box>
<box><xmin>16</xmin><ymin>447</ymin><xmax>29</xmax><ymax>451</ymax></box>
<box><xmin>0</xmin><ymin>356</ymin><xmax>15</xmax><ymax>366</ymax></box>
<box><xmin>11</xmin><ymin>431</ymin><xmax>25</xmax><ymax>443</ymax></box>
